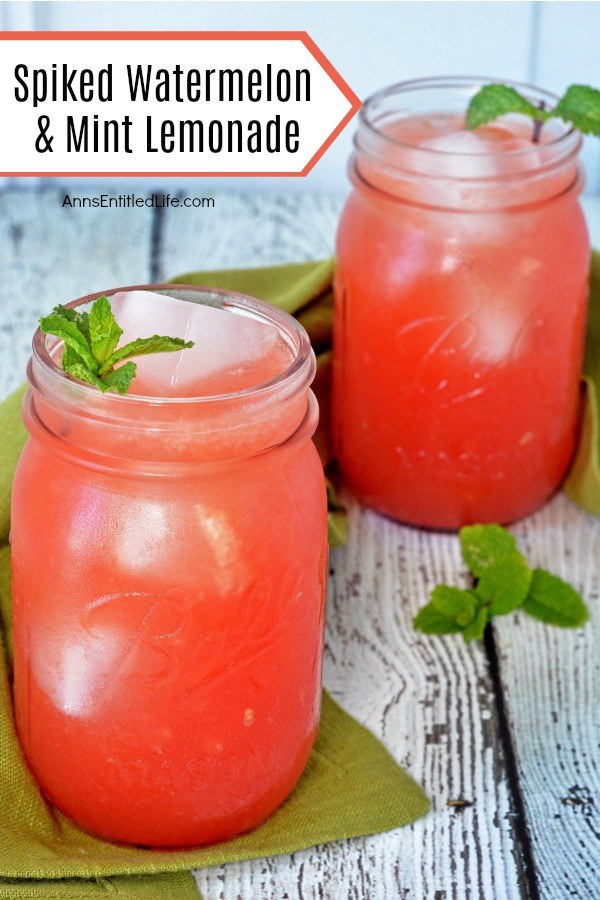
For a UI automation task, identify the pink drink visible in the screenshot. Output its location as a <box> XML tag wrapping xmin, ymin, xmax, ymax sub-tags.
<box><xmin>12</xmin><ymin>286</ymin><xmax>328</xmax><ymax>846</ymax></box>
<box><xmin>334</xmin><ymin>79</ymin><xmax>590</xmax><ymax>528</ymax></box>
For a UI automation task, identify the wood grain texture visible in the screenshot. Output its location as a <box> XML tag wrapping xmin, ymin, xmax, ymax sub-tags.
<box><xmin>494</xmin><ymin>495</ymin><xmax>600</xmax><ymax>900</ymax></box>
<box><xmin>3</xmin><ymin>187</ymin><xmax>598</xmax><ymax>899</ymax></box>
<box><xmin>162</xmin><ymin>191</ymin><xmax>343</xmax><ymax>281</ymax></box>
<box><xmin>162</xmin><ymin>194</ymin><xmax>526</xmax><ymax>899</ymax></box>
<box><xmin>192</xmin><ymin>498</ymin><xmax>526</xmax><ymax>900</ymax></box>
<box><xmin>0</xmin><ymin>188</ymin><xmax>153</xmax><ymax>398</ymax></box>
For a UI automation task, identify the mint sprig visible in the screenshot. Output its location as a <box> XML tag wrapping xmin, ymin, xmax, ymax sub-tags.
<box><xmin>414</xmin><ymin>524</ymin><xmax>588</xmax><ymax>642</ymax></box>
<box><xmin>465</xmin><ymin>82</ymin><xmax>600</xmax><ymax>140</ymax></box>
<box><xmin>554</xmin><ymin>86</ymin><xmax>600</xmax><ymax>136</ymax></box>
<box><xmin>523</xmin><ymin>569</ymin><xmax>589</xmax><ymax>627</ymax></box>
<box><xmin>39</xmin><ymin>296</ymin><xmax>194</xmax><ymax>395</ymax></box>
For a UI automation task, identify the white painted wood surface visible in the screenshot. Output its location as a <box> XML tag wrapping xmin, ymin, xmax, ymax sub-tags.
<box><xmin>496</xmin><ymin>500</ymin><xmax>600</xmax><ymax>900</ymax></box>
<box><xmin>1</xmin><ymin>188</ymin><xmax>599</xmax><ymax>899</ymax></box>
<box><xmin>164</xmin><ymin>194</ymin><xmax>525</xmax><ymax>900</ymax></box>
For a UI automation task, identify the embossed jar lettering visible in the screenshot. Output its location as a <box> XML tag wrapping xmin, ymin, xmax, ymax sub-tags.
<box><xmin>11</xmin><ymin>286</ymin><xmax>328</xmax><ymax>847</ymax></box>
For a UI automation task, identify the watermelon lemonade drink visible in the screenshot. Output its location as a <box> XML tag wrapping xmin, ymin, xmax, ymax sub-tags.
<box><xmin>334</xmin><ymin>78</ymin><xmax>590</xmax><ymax>528</ymax></box>
<box><xmin>11</xmin><ymin>286</ymin><xmax>328</xmax><ymax>846</ymax></box>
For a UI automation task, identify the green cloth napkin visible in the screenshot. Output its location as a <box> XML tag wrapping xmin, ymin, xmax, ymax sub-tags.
<box><xmin>0</xmin><ymin>382</ymin><xmax>429</xmax><ymax>899</ymax></box>
<box><xmin>172</xmin><ymin>259</ymin><xmax>334</xmax><ymax>318</ymax></box>
<box><xmin>174</xmin><ymin>254</ymin><xmax>600</xmax><ymax>519</ymax></box>
<box><xmin>564</xmin><ymin>250</ymin><xmax>600</xmax><ymax>513</ymax></box>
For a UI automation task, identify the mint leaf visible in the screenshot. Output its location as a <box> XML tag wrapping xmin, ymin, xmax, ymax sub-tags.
<box><xmin>475</xmin><ymin>554</ymin><xmax>532</xmax><ymax>616</ymax></box>
<box><xmin>61</xmin><ymin>344</ymin><xmax>81</xmax><ymax>371</ymax></box>
<box><xmin>62</xmin><ymin>356</ymin><xmax>107</xmax><ymax>392</ymax></box>
<box><xmin>431</xmin><ymin>585</ymin><xmax>477</xmax><ymax>627</ymax></box>
<box><xmin>523</xmin><ymin>569</ymin><xmax>589</xmax><ymax>628</ymax></box>
<box><xmin>466</xmin><ymin>81</ymin><xmax>600</xmax><ymax>142</ymax></box>
<box><xmin>89</xmin><ymin>295</ymin><xmax>123</xmax><ymax>365</ymax></box>
<box><xmin>53</xmin><ymin>304</ymin><xmax>91</xmax><ymax>342</ymax></box>
<box><xmin>465</xmin><ymin>84</ymin><xmax>543</xmax><ymax>130</ymax></box>
<box><xmin>415</xmin><ymin>589</ymin><xmax>486</xmax><ymax>642</ymax></box>
<box><xmin>39</xmin><ymin>294</ymin><xmax>195</xmax><ymax>395</ymax></box>
<box><xmin>414</xmin><ymin>523</ymin><xmax>588</xmax><ymax>643</ymax></box>
<box><xmin>99</xmin><ymin>334</ymin><xmax>194</xmax><ymax>375</ymax></box>
<box><xmin>554</xmin><ymin>85</ymin><xmax>600</xmax><ymax>136</ymax></box>
<box><xmin>462</xmin><ymin>606</ymin><xmax>488</xmax><ymax>643</ymax></box>
<box><xmin>413</xmin><ymin>602</ymin><xmax>462</xmax><ymax>635</ymax></box>
<box><xmin>39</xmin><ymin>313</ymin><xmax>98</xmax><ymax>373</ymax></box>
<box><xmin>101</xmin><ymin>362</ymin><xmax>137</xmax><ymax>395</ymax></box>
<box><xmin>52</xmin><ymin>305</ymin><xmax>79</xmax><ymax>321</ymax></box>
<box><xmin>459</xmin><ymin>524</ymin><xmax>518</xmax><ymax>577</ymax></box>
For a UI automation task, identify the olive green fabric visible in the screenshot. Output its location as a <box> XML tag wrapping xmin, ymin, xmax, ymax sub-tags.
<box><xmin>172</xmin><ymin>259</ymin><xmax>334</xmax><ymax>317</ymax></box>
<box><xmin>0</xmin><ymin>386</ymin><xmax>26</xmax><ymax>548</ymax></box>
<box><xmin>0</xmin><ymin>873</ymin><xmax>200</xmax><ymax>899</ymax></box>
<box><xmin>0</xmin><ymin>385</ymin><xmax>429</xmax><ymax>900</ymax></box>
<box><xmin>564</xmin><ymin>251</ymin><xmax>600</xmax><ymax>513</ymax></box>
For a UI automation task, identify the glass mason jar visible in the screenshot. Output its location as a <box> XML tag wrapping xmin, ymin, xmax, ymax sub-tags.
<box><xmin>11</xmin><ymin>285</ymin><xmax>328</xmax><ymax>847</ymax></box>
<box><xmin>333</xmin><ymin>77</ymin><xmax>590</xmax><ymax>529</ymax></box>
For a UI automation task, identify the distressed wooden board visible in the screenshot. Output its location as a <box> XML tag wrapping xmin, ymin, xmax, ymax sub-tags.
<box><xmin>162</xmin><ymin>195</ymin><xmax>526</xmax><ymax>898</ymax></box>
<box><xmin>161</xmin><ymin>191</ymin><xmax>343</xmax><ymax>281</ymax></box>
<box><xmin>492</xmin><ymin>194</ymin><xmax>600</xmax><ymax>900</ymax></box>
<box><xmin>494</xmin><ymin>496</ymin><xmax>600</xmax><ymax>900</ymax></box>
<box><xmin>188</xmin><ymin>499</ymin><xmax>526</xmax><ymax>899</ymax></box>
<box><xmin>4</xmin><ymin>187</ymin><xmax>598</xmax><ymax>899</ymax></box>
<box><xmin>0</xmin><ymin>187</ymin><xmax>154</xmax><ymax>399</ymax></box>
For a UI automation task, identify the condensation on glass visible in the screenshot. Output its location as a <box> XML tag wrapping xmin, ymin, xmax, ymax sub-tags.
<box><xmin>11</xmin><ymin>285</ymin><xmax>328</xmax><ymax>847</ymax></box>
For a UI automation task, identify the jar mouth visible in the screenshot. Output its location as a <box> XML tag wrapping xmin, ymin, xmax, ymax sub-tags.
<box><xmin>359</xmin><ymin>75</ymin><xmax>579</xmax><ymax>161</ymax></box>
<box><xmin>31</xmin><ymin>283</ymin><xmax>314</xmax><ymax>408</ymax></box>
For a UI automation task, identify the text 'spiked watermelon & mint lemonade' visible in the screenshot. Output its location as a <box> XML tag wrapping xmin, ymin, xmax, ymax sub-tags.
<box><xmin>11</xmin><ymin>287</ymin><xmax>328</xmax><ymax>847</ymax></box>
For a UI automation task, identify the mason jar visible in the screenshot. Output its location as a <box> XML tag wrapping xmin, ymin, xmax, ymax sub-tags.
<box><xmin>333</xmin><ymin>77</ymin><xmax>590</xmax><ymax>529</ymax></box>
<box><xmin>11</xmin><ymin>285</ymin><xmax>328</xmax><ymax>847</ymax></box>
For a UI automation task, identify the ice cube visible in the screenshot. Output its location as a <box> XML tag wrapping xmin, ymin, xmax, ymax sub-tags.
<box><xmin>109</xmin><ymin>290</ymin><xmax>286</xmax><ymax>397</ymax></box>
<box><xmin>415</xmin><ymin>124</ymin><xmax>542</xmax><ymax>220</ymax></box>
<box><xmin>420</xmin><ymin>127</ymin><xmax>538</xmax><ymax>179</ymax></box>
<box><xmin>32</xmin><ymin>622</ymin><xmax>124</xmax><ymax>716</ymax></box>
<box><xmin>467</xmin><ymin>304</ymin><xmax>526</xmax><ymax>364</ymax></box>
<box><xmin>113</xmin><ymin>499</ymin><xmax>169</xmax><ymax>573</ymax></box>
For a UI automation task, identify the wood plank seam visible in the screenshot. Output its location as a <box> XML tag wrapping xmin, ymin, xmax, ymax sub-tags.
<box><xmin>485</xmin><ymin>626</ymin><xmax>541</xmax><ymax>900</ymax></box>
<box><xmin>6</xmin><ymin>186</ymin><xmax>576</xmax><ymax>898</ymax></box>
<box><xmin>150</xmin><ymin>201</ymin><xmax>165</xmax><ymax>283</ymax></box>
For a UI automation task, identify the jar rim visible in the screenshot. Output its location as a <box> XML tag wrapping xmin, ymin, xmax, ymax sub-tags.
<box><xmin>359</xmin><ymin>75</ymin><xmax>580</xmax><ymax>160</ymax></box>
<box><xmin>31</xmin><ymin>283</ymin><xmax>314</xmax><ymax>408</ymax></box>
<box><xmin>347</xmin><ymin>155</ymin><xmax>585</xmax><ymax>214</ymax></box>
